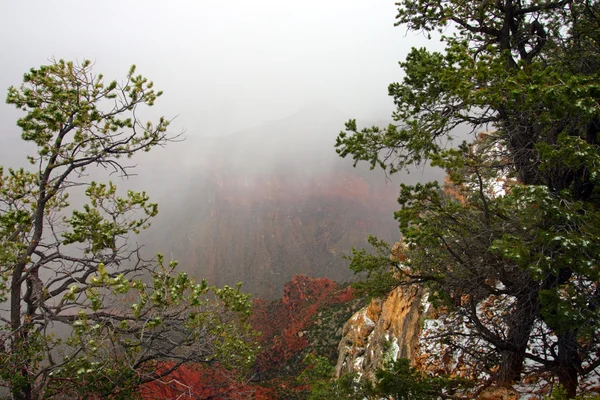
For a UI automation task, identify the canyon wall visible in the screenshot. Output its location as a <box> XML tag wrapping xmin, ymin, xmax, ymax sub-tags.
<box><xmin>140</xmin><ymin>106</ymin><xmax>440</xmax><ymax>298</ymax></box>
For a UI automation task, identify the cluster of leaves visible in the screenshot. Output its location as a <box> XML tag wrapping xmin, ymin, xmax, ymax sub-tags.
<box><xmin>546</xmin><ymin>385</ymin><xmax>600</xmax><ymax>400</ymax></box>
<box><xmin>299</xmin><ymin>354</ymin><xmax>459</xmax><ymax>400</ymax></box>
<box><xmin>336</xmin><ymin>0</ymin><xmax>600</xmax><ymax>397</ymax></box>
<box><xmin>0</xmin><ymin>60</ymin><xmax>256</xmax><ymax>399</ymax></box>
<box><xmin>248</xmin><ymin>276</ymin><xmax>365</xmax><ymax>398</ymax></box>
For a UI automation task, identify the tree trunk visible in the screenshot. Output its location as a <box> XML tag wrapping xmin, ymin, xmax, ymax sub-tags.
<box><xmin>556</xmin><ymin>331</ymin><xmax>580</xmax><ymax>398</ymax></box>
<box><xmin>557</xmin><ymin>367</ymin><xmax>578</xmax><ymax>399</ymax></box>
<box><xmin>497</xmin><ymin>349</ymin><xmax>526</xmax><ymax>385</ymax></box>
<box><xmin>10</xmin><ymin>331</ymin><xmax>33</xmax><ymax>400</ymax></box>
<box><xmin>11</xmin><ymin>261</ymin><xmax>31</xmax><ymax>400</ymax></box>
<box><xmin>496</xmin><ymin>292</ymin><xmax>538</xmax><ymax>386</ymax></box>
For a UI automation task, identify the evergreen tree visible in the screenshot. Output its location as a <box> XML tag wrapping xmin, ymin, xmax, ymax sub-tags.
<box><xmin>0</xmin><ymin>60</ymin><xmax>256</xmax><ymax>399</ymax></box>
<box><xmin>337</xmin><ymin>1</ymin><xmax>600</xmax><ymax>397</ymax></box>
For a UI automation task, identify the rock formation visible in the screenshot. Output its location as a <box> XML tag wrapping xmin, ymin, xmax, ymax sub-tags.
<box><xmin>167</xmin><ymin>168</ymin><xmax>399</xmax><ymax>299</ymax></box>
<box><xmin>335</xmin><ymin>284</ymin><xmax>425</xmax><ymax>379</ymax></box>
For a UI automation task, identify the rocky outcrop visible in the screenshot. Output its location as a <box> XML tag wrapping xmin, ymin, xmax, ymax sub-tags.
<box><xmin>335</xmin><ymin>284</ymin><xmax>425</xmax><ymax>379</ymax></box>
<box><xmin>478</xmin><ymin>386</ymin><xmax>520</xmax><ymax>399</ymax></box>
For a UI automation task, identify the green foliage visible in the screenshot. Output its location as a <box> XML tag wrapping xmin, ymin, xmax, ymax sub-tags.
<box><xmin>346</xmin><ymin>236</ymin><xmax>400</xmax><ymax>298</ymax></box>
<box><xmin>545</xmin><ymin>385</ymin><xmax>600</xmax><ymax>400</ymax></box>
<box><xmin>62</xmin><ymin>181</ymin><xmax>158</xmax><ymax>254</ymax></box>
<box><xmin>6</xmin><ymin>59</ymin><xmax>166</xmax><ymax>157</ymax></box>
<box><xmin>299</xmin><ymin>355</ymin><xmax>459</xmax><ymax>400</ymax></box>
<box><xmin>366</xmin><ymin>358</ymin><xmax>460</xmax><ymax>400</ymax></box>
<box><xmin>336</xmin><ymin>0</ymin><xmax>600</xmax><ymax>397</ymax></box>
<box><xmin>45</xmin><ymin>357</ymin><xmax>142</xmax><ymax>400</ymax></box>
<box><xmin>0</xmin><ymin>60</ymin><xmax>256</xmax><ymax>399</ymax></box>
<box><xmin>298</xmin><ymin>354</ymin><xmax>358</xmax><ymax>400</ymax></box>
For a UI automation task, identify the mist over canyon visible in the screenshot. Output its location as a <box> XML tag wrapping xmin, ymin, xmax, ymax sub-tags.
<box><xmin>0</xmin><ymin>0</ymin><xmax>442</xmax><ymax>301</ymax></box>
<box><xmin>137</xmin><ymin>104</ymin><xmax>443</xmax><ymax>298</ymax></box>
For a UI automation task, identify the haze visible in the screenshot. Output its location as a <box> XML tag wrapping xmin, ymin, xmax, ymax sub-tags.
<box><xmin>0</xmin><ymin>1</ymin><xmax>446</xmax><ymax>296</ymax></box>
<box><xmin>0</xmin><ymin>0</ymin><xmax>444</xmax><ymax>137</ymax></box>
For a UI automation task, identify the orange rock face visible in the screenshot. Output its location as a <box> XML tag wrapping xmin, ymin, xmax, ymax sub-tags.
<box><xmin>335</xmin><ymin>285</ymin><xmax>425</xmax><ymax>379</ymax></box>
<box><xmin>478</xmin><ymin>386</ymin><xmax>520</xmax><ymax>400</ymax></box>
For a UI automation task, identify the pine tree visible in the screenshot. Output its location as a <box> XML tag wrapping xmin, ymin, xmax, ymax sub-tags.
<box><xmin>0</xmin><ymin>60</ymin><xmax>256</xmax><ymax>399</ymax></box>
<box><xmin>337</xmin><ymin>1</ymin><xmax>600</xmax><ymax>396</ymax></box>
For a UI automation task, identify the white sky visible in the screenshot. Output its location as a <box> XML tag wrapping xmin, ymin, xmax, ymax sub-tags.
<box><xmin>0</xmin><ymin>1</ymin><xmax>448</xmax><ymax>295</ymax></box>
<box><xmin>0</xmin><ymin>0</ymin><xmax>440</xmax><ymax>138</ymax></box>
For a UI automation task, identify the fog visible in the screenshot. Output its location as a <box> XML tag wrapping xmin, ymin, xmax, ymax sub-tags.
<box><xmin>0</xmin><ymin>0</ymin><xmax>446</xmax><ymax>140</ymax></box>
<box><xmin>0</xmin><ymin>1</ymin><xmax>451</xmax><ymax>297</ymax></box>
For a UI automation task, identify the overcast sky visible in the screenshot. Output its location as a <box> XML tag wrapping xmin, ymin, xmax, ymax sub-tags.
<box><xmin>0</xmin><ymin>1</ymin><xmax>448</xmax><ymax>294</ymax></box>
<box><xmin>0</xmin><ymin>0</ymin><xmax>442</xmax><ymax>141</ymax></box>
